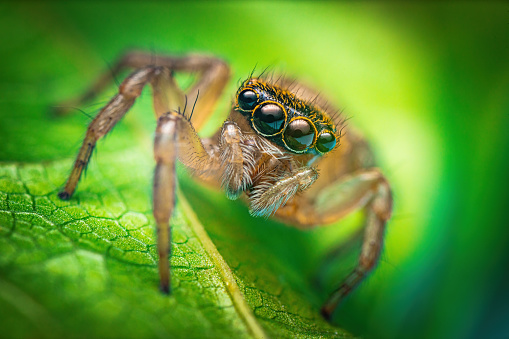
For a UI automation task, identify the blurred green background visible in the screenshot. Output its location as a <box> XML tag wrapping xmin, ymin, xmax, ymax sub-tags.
<box><xmin>1</xmin><ymin>1</ymin><xmax>508</xmax><ymax>338</ymax></box>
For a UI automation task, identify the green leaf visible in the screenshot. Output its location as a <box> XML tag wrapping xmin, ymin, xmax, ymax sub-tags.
<box><xmin>0</xmin><ymin>156</ymin><xmax>351</xmax><ymax>338</ymax></box>
<box><xmin>0</xmin><ymin>3</ymin><xmax>356</xmax><ymax>338</ymax></box>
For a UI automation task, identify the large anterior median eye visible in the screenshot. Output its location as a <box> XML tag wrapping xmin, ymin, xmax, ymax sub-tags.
<box><xmin>283</xmin><ymin>118</ymin><xmax>317</xmax><ymax>152</ymax></box>
<box><xmin>315</xmin><ymin>131</ymin><xmax>337</xmax><ymax>153</ymax></box>
<box><xmin>252</xmin><ymin>102</ymin><xmax>286</xmax><ymax>136</ymax></box>
<box><xmin>237</xmin><ymin>89</ymin><xmax>258</xmax><ymax>111</ymax></box>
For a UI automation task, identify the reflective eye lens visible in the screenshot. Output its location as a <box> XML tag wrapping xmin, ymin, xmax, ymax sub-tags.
<box><xmin>252</xmin><ymin>102</ymin><xmax>286</xmax><ymax>136</ymax></box>
<box><xmin>316</xmin><ymin>131</ymin><xmax>336</xmax><ymax>153</ymax></box>
<box><xmin>284</xmin><ymin>118</ymin><xmax>316</xmax><ymax>152</ymax></box>
<box><xmin>238</xmin><ymin>89</ymin><xmax>258</xmax><ymax>110</ymax></box>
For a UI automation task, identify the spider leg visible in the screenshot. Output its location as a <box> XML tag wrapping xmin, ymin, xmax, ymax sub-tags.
<box><xmin>152</xmin><ymin>114</ymin><xmax>257</xmax><ymax>292</ymax></box>
<box><xmin>249</xmin><ymin>166</ymin><xmax>319</xmax><ymax>217</ymax></box>
<box><xmin>59</xmin><ymin>52</ymin><xmax>230</xmax><ymax>199</ymax></box>
<box><xmin>309</xmin><ymin>169</ymin><xmax>392</xmax><ymax>320</ymax></box>
<box><xmin>54</xmin><ymin>51</ymin><xmax>229</xmax><ymax>130</ymax></box>
<box><xmin>152</xmin><ymin>112</ymin><xmax>180</xmax><ymax>294</ymax></box>
<box><xmin>58</xmin><ymin>53</ymin><xmax>232</xmax><ymax>294</ymax></box>
<box><xmin>219</xmin><ymin>122</ymin><xmax>256</xmax><ymax>199</ymax></box>
<box><xmin>58</xmin><ymin>66</ymin><xmax>161</xmax><ymax>199</ymax></box>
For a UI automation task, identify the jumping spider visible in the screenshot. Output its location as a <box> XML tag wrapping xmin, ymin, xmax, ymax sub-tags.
<box><xmin>57</xmin><ymin>51</ymin><xmax>393</xmax><ymax>319</ymax></box>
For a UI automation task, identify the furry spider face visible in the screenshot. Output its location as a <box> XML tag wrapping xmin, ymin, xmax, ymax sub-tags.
<box><xmin>235</xmin><ymin>78</ymin><xmax>338</xmax><ymax>155</ymax></box>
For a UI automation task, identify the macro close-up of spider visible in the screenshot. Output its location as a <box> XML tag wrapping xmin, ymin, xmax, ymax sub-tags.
<box><xmin>57</xmin><ymin>51</ymin><xmax>393</xmax><ymax>319</ymax></box>
<box><xmin>2</xmin><ymin>2</ymin><xmax>508</xmax><ymax>339</ymax></box>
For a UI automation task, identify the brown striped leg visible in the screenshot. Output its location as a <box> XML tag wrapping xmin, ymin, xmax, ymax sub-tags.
<box><xmin>54</xmin><ymin>51</ymin><xmax>230</xmax><ymax>131</ymax></box>
<box><xmin>314</xmin><ymin>169</ymin><xmax>393</xmax><ymax>320</ymax></box>
<box><xmin>152</xmin><ymin>113</ymin><xmax>179</xmax><ymax>293</ymax></box>
<box><xmin>58</xmin><ymin>51</ymin><xmax>230</xmax><ymax>200</ymax></box>
<box><xmin>120</xmin><ymin>52</ymin><xmax>230</xmax><ymax>130</ymax></box>
<box><xmin>151</xmin><ymin>113</ymin><xmax>249</xmax><ymax>293</ymax></box>
<box><xmin>58</xmin><ymin>67</ymin><xmax>160</xmax><ymax>200</ymax></box>
<box><xmin>219</xmin><ymin>121</ymin><xmax>256</xmax><ymax>199</ymax></box>
<box><xmin>249</xmin><ymin>166</ymin><xmax>319</xmax><ymax>217</ymax></box>
<box><xmin>57</xmin><ymin>52</ymin><xmax>231</xmax><ymax>294</ymax></box>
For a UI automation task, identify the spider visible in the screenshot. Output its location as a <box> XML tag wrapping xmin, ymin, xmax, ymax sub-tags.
<box><xmin>57</xmin><ymin>51</ymin><xmax>393</xmax><ymax>320</ymax></box>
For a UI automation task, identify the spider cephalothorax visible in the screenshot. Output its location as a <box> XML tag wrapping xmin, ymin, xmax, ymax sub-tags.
<box><xmin>57</xmin><ymin>51</ymin><xmax>392</xmax><ymax>320</ymax></box>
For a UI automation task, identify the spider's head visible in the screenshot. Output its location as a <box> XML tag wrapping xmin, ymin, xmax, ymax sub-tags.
<box><xmin>234</xmin><ymin>78</ymin><xmax>339</xmax><ymax>155</ymax></box>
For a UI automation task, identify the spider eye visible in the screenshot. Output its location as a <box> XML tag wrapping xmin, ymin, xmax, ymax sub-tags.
<box><xmin>316</xmin><ymin>131</ymin><xmax>337</xmax><ymax>153</ymax></box>
<box><xmin>252</xmin><ymin>102</ymin><xmax>286</xmax><ymax>136</ymax></box>
<box><xmin>283</xmin><ymin>118</ymin><xmax>316</xmax><ymax>152</ymax></box>
<box><xmin>238</xmin><ymin>89</ymin><xmax>258</xmax><ymax>111</ymax></box>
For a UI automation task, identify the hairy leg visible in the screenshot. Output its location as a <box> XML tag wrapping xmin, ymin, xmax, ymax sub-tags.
<box><xmin>153</xmin><ymin>113</ymin><xmax>179</xmax><ymax>293</ymax></box>
<box><xmin>310</xmin><ymin>169</ymin><xmax>393</xmax><ymax>319</ymax></box>
<box><xmin>57</xmin><ymin>53</ymin><xmax>241</xmax><ymax>295</ymax></box>
<box><xmin>151</xmin><ymin>112</ymin><xmax>259</xmax><ymax>292</ymax></box>
<box><xmin>55</xmin><ymin>50</ymin><xmax>230</xmax><ymax>130</ymax></box>
<box><xmin>58</xmin><ymin>66</ymin><xmax>161</xmax><ymax>199</ymax></box>
<box><xmin>249</xmin><ymin>166</ymin><xmax>319</xmax><ymax>217</ymax></box>
<box><xmin>219</xmin><ymin>121</ymin><xmax>257</xmax><ymax>199</ymax></box>
<box><xmin>59</xmin><ymin>52</ymin><xmax>230</xmax><ymax>199</ymax></box>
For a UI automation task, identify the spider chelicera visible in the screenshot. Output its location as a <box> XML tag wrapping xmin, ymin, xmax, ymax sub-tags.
<box><xmin>57</xmin><ymin>51</ymin><xmax>393</xmax><ymax>319</ymax></box>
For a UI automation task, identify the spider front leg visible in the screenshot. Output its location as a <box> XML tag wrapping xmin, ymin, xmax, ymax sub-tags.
<box><xmin>312</xmin><ymin>169</ymin><xmax>393</xmax><ymax>320</ymax></box>
<box><xmin>153</xmin><ymin>113</ymin><xmax>178</xmax><ymax>293</ymax></box>
<box><xmin>219</xmin><ymin>122</ymin><xmax>257</xmax><ymax>199</ymax></box>
<box><xmin>57</xmin><ymin>52</ymin><xmax>231</xmax><ymax>293</ymax></box>
<box><xmin>55</xmin><ymin>50</ymin><xmax>229</xmax><ymax>130</ymax></box>
<box><xmin>249</xmin><ymin>166</ymin><xmax>319</xmax><ymax>217</ymax></box>
<box><xmin>152</xmin><ymin>111</ymin><xmax>210</xmax><ymax>293</ymax></box>
<box><xmin>58</xmin><ymin>66</ymin><xmax>160</xmax><ymax>199</ymax></box>
<box><xmin>152</xmin><ymin>116</ymin><xmax>258</xmax><ymax>292</ymax></box>
<box><xmin>58</xmin><ymin>65</ymin><xmax>191</xmax><ymax>199</ymax></box>
<box><xmin>58</xmin><ymin>52</ymin><xmax>230</xmax><ymax>198</ymax></box>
